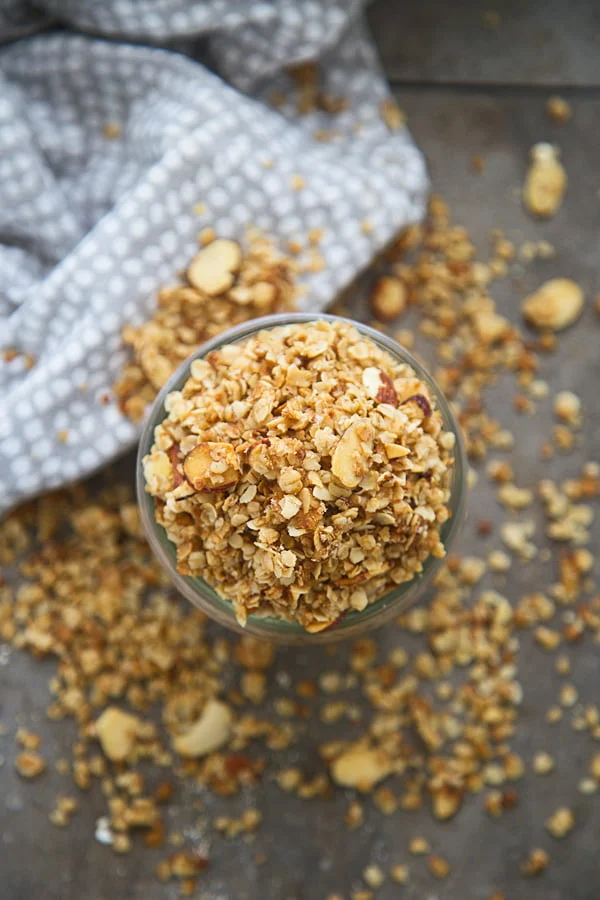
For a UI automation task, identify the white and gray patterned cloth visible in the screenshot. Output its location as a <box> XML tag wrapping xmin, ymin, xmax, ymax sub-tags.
<box><xmin>0</xmin><ymin>1</ymin><xmax>428</xmax><ymax>515</ymax></box>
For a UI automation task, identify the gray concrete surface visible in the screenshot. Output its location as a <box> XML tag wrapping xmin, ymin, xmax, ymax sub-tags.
<box><xmin>369</xmin><ymin>0</ymin><xmax>600</xmax><ymax>86</ymax></box>
<box><xmin>2</xmin><ymin>6</ymin><xmax>600</xmax><ymax>900</ymax></box>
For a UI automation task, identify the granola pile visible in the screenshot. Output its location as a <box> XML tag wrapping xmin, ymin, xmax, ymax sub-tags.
<box><xmin>143</xmin><ymin>319</ymin><xmax>455</xmax><ymax>630</ymax></box>
<box><xmin>114</xmin><ymin>232</ymin><xmax>297</xmax><ymax>422</ymax></box>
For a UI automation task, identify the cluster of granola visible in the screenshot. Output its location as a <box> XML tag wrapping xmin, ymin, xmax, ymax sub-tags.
<box><xmin>143</xmin><ymin>319</ymin><xmax>455</xmax><ymax>630</ymax></box>
<box><xmin>114</xmin><ymin>232</ymin><xmax>297</xmax><ymax>422</ymax></box>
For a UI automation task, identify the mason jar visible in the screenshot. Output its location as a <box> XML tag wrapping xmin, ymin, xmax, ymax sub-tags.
<box><xmin>137</xmin><ymin>313</ymin><xmax>466</xmax><ymax>644</ymax></box>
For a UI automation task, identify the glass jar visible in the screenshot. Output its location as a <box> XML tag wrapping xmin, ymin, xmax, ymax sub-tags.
<box><xmin>137</xmin><ymin>313</ymin><xmax>466</xmax><ymax>644</ymax></box>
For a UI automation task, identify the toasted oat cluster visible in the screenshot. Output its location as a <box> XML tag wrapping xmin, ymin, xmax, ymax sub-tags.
<box><xmin>114</xmin><ymin>233</ymin><xmax>297</xmax><ymax>422</ymax></box>
<box><xmin>143</xmin><ymin>319</ymin><xmax>455</xmax><ymax>631</ymax></box>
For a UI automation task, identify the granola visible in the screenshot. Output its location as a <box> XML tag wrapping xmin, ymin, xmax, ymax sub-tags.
<box><xmin>143</xmin><ymin>320</ymin><xmax>455</xmax><ymax>630</ymax></box>
<box><xmin>114</xmin><ymin>232</ymin><xmax>297</xmax><ymax>421</ymax></box>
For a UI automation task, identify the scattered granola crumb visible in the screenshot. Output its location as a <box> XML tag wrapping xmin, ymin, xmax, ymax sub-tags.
<box><xmin>15</xmin><ymin>751</ymin><xmax>46</xmax><ymax>779</ymax></box>
<box><xmin>546</xmin><ymin>96</ymin><xmax>572</xmax><ymax>124</ymax></box>
<box><xmin>408</xmin><ymin>836</ymin><xmax>430</xmax><ymax>855</ymax></box>
<box><xmin>345</xmin><ymin>800</ymin><xmax>364</xmax><ymax>830</ymax></box>
<box><xmin>380</xmin><ymin>99</ymin><xmax>406</xmax><ymax>131</ymax></box>
<box><xmin>532</xmin><ymin>751</ymin><xmax>555</xmax><ymax>775</ymax></box>
<box><xmin>102</xmin><ymin>121</ymin><xmax>122</xmax><ymax>139</ymax></box>
<box><xmin>546</xmin><ymin>705</ymin><xmax>564</xmax><ymax>724</ymax></box>
<box><xmin>554</xmin><ymin>391</ymin><xmax>582</xmax><ymax>426</ymax></box>
<box><xmin>16</xmin><ymin>728</ymin><xmax>41</xmax><ymax>750</ymax></box>
<box><xmin>546</xmin><ymin>807</ymin><xmax>574</xmax><ymax>838</ymax></box>
<box><xmin>488</xmin><ymin>550</ymin><xmax>511</xmax><ymax>572</ymax></box>
<box><xmin>559</xmin><ymin>683</ymin><xmax>578</xmax><ymax>707</ymax></box>
<box><xmin>578</xmin><ymin>777</ymin><xmax>597</xmax><ymax>795</ymax></box>
<box><xmin>363</xmin><ymin>865</ymin><xmax>385</xmax><ymax>889</ymax></box>
<box><xmin>520</xmin><ymin>847</ymin><xmax>550</xmax><ymax>875</ymax></box>
<box><xmin>428</xmin><ymin>855</ymin><xmax>451</xmax><ymax>879</ymax></box>
<box><xmin>370</xmin><ymin>276</ymin><xmax>407</xmax><ymax>321</ymax></box>
<box><xmin>390</xmin><ymin>864</ymin><xmax>409</xmax><ymax>884</ymax></box>
<box><xmin>555</xmin><ymin>654</ymin><xmax>571</xmax><ymax>675</ymax></box>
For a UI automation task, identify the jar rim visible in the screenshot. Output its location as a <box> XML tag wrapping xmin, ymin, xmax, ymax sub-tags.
<box><xmin>136</xmin><ymin>313</ymin><xmax>467</xmax><ymax>644</ymax></box>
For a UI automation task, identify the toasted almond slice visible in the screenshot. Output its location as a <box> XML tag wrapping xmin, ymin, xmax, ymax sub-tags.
<box><xmin>384</xmin><ymin>443</ymin><xmax>411</xmax><ymax>459</ymax></box>
<box><xmin>183</xmin><ymin>442</ymin><xmax>240</xmax><ymax>492</ymax></box>
<box><xmin>522</xmin><ymin>278</ymin><xmax>583</xmax><ymax>331</ymax></box>
<box><xmin>143</xmin><ymin>450</ymin><xmax>173</xmax><ymax>489</ymax></box>
<box><xmin>305</xmin><ymin>619</ymin><xmax>337</xmax><ymax>633</ymax></box>
<box><xmin>173</xmin><ymin>699</ymin><xmax>232</xmax><ymax>758</ymax></box>
<box><xmin>331</xmin><ymin>419</ymin><xmax>373</xmax><ymax>488</ymax></box>
<box><xmin>187</xmin><ymin>239</ymin><xmax>242</xmax><ymax>296</ymax></box>
<box><xmin>523</xmin><ymin>143</ymin><xmax>567</xmax><ymax>218</ymax></box>
<box><xmin>362</xmin><ymin>367</ymin><xmax>399</xmax><ymax>405</ymax></box>
<box><xmin>331</xmin><ymin>747</ymin><xmax>393</xmax><ymax>792</ymax></box>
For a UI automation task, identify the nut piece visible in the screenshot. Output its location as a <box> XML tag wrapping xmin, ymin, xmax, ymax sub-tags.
<box><xmin>183</xmin><ymin>443</ymin><xmax>240</xmax><ymax>492</ymax></box>
<box><xmin>362</xmin><ymin>367</ymin><xmax>398</xmax><ymax>406</ymax></box>
<box><xmin>330</xmin><ymin>747</ymin><xmax>393</xmax><ymax>792</ymax></box>
<box><xmin>370</xmin><ymin>276</ymin><xmax>407</xmax><ymax>321</ymax></box>
<box><xmin>187</xmin><ymin>239</ymin><xmax>242</xmax><ymax>295</ymax></box>
<box><xmin>522</xmin><ymin>279</ymin><xmax>584</xmax><ymax>332</ymax></box>
<box><xmin>331</xmin><ymin>419</ymin><xmax>373</xmax><ymax>488</ymax></box>
<box><xmin>95</xmin><ymin>707</ymin><xmax>141</xmax><ymax>762</ymax></box>
<box><xmin>523</xmin><ymin>143</ymin><xmax>567</xmax><ymax>218</ymax></box>
<box><xmin>173</xmin><ymin>699</ymin><xmax>233</xmax><ymax>758</ymax></box>
<box><xmin>15</xmin><ymin>751</ymin><xmax>46</xmax><ymax>779</ymax></box>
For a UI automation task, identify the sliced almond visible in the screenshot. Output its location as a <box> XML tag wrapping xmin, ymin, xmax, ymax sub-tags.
<box><xmin>522</xmin><ymin>278</ymin><xmax>583</xmax><ymax>332</ymax></box>
<box><xmin>331</xmin><ymin>419</ymin><xmax>373</xmax><ymax>488</ymax></box>
<box><xmin>362</xmin><ymin>367</ymin><xmax>398</xmax><ymax>405</ymax></box>
<box><xmin>371</xmin><ymin>276</ymin><xmax>407</xmax><ymax>321</ymax></box>
<box><xmin>362</xmin><ymin>366</ymin><xmax>383</xmax><ymax>398</ymax></box>
<box><xmin>143</xmin><ymin>450</ymin><xmax>173</xmax><ymax>490</ymax></box>
<box><xmin>183</xmin><ymin>442</ymin><xmax>240</xmax><ymax>492</ymax></box>
<box><xmin>384</xmin><ymin>443</ymin><xmax>411</xmax><ymax>460</ymax></box>
<box><xmin>305</xmin><ymin>619</ymin><xmax>337</xmax><ymax>634</ymax></box>
<box><xmin>523</xmin><ymin>143</ymin><xmax>567</xmax><ymax>219</ymax></box>
<box><xmin>95</xmin><ymin>707</ymin><xmax>141</xmax><ymax>762</ymax></box>
<box><xmin>173</xmin><ymin>699</ymin><xmax>232</xmax><ymax>758</ymax></box>
<box><xmin>187</xmin><ymin>239</ymin><xmax>242</xmax><ymax>296</ymax></box>
<box><xmin>331</xmin><ymin>747</ymin><xmax>393</xmax><ymax>792</ymax></box>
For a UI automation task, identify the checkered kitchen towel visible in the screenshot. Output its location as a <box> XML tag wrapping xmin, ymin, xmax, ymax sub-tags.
<box><xmin>0</xmin><ymin>0</ymin><xmax>427</xmax><ymax>515</ymax></box>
